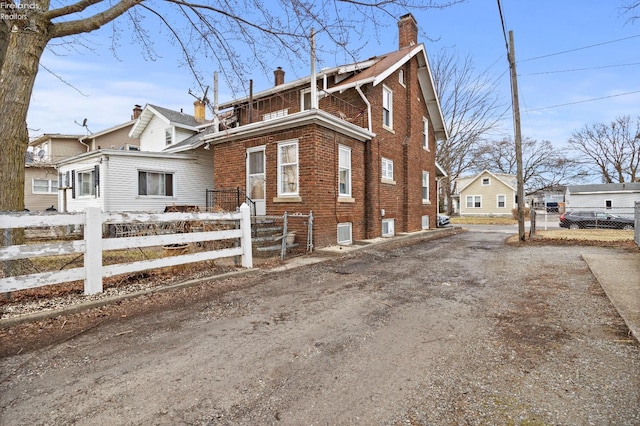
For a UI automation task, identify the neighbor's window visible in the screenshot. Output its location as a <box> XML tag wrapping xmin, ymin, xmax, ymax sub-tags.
<box><xmin>381</xmin><ymin>157</ymin><xmax>394</xmax><ymax>181</ymax></box>
<box><xmin>77</xmin><ymin>170</ymin><xmax>95</xmax><ymax>197</ymax></box>
<box><xmin>497</xmin><ymin>194</ymin><xmax>506</xmax><ymax>208</ymax></box>
<box><xmin>422</xmin><ymin>171</ymin><xmax>430</xmax><ymax>202</ymax></box>
<box><xmin>32</xmin><ymin>178</ymin><xmax>58</xmax><ymax>194</ymax></box>
<box><xmin>482</xmin><ymin>177</ymin><xmax>490</xmax><ymax>186</ymax></box>
<box><xmin>423</xmin><ymin>117</ymin><xmax>429</xmax><ymax>150</ymax></box>
<box><xmin>138</xmin><ymin>171</ymin><xmax>174</xmax><ymax>196</ymax></box>
<box><xmin>466</xmin><ymin>195</ymin><xmax>481</xmax><ymax>208</ymax></box>
<box><xmin>382</xmin><ymin>85</ymin><xmax>393</xmax><ymax>129</ymax></box>
<box><xmin>338</xmin><ymin>145</ymin><xmax>351</xmax><ymax>197</ymax></box>
<box><xmin>605</xmin><ymin>199</ymin><xmax>612</xmax><ymax>209</ymax></box>
<box><xmin>278</xmin><ymin>140</ymin><xmax>299</xmax><ymax>196</ymax></box>
<box><xmin>165</xmin><ymin>128</ymin><xmax>173</xmax><ymax>146</ymax></box>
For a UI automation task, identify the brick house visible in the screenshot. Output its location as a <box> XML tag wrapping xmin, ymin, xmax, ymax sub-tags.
<box><xmin>201</xmin><ymin>14</ymin><xmax>447</xmax><ymax>248</ymax></box>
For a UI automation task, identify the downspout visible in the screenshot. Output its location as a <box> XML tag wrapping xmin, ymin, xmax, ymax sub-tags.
<box><xmin>355</xmin><ymin>84</ymin><xmax>371</xmax><ymax>133</ymax></box>
<box><xmin>310</xmin><ymin>29</ymin><xmax>318</xmax><ymax>109</ymax></box>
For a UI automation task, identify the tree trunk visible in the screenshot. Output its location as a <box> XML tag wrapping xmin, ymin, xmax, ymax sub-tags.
<box><xmin>0</xmin><ymin>22</ymin><xmax>50</xmax><ymax>213</ymax></box>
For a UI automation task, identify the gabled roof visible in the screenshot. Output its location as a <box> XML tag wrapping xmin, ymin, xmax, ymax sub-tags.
<box><xmin>217</xmin><ymin>44</ymin><xmax>448</xmax><ymax>141</ymax></box>
<box><xmin>567</xmin><ymin>182</ymin><xmax>640</xmax><ymax>193</ymax></box>
<box><xmin>457</xmin><ymin>170</ymin><xmax>517</xmax><ymax>193</ymax></box>
<box><xmin>80</xmin><ymin>120</ymin><xmax>136</xmax><ymax>141</ymax></box>
<box><xmin>129</xmin><ymin>104</ymin><xmax>210</xmax><ymax>138</ymax></box>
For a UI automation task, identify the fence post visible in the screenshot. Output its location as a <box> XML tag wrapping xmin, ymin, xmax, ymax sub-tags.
<box><xmin>84</xmin><ymin>206</ymin><xmax>103</xmax><ymax>295</ymax></box>
<box><xmin>239</xmin><ymin>203</ymin><xmax>253</xmax><ymax>268</ymax></box>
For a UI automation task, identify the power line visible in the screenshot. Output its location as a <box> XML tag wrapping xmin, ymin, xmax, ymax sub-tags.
<box><xmin>525</xmin><ymin>90</ymin><xmax>640</xmax><ymax>112</ymax></box>
<box><xmin>521</xmin><ymin>61</ymin><xmax>640</xmax><ymax>76</ymax></box>
<box><xmin>520</xmin><ymin>34</ymin><xmax>640</xmax><ymax>63</ymax></box>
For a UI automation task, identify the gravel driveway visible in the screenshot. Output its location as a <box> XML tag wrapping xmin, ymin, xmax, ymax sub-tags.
<box><xmin>1</xmin><ymin>231</ymin><xmax>639</xmax><ymax>425</ymax></box>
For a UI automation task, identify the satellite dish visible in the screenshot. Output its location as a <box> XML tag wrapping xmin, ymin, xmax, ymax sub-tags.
<box><xmin>37</xmin><ymin>150</ymin><xmax>45</xmax><ymax>158</ymax></box>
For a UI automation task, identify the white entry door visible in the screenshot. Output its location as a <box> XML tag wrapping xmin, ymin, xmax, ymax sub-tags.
<box><xmin>247</xmin><ymin>147</ymin><xmax>266</xmax><ymax>215</ymax></box>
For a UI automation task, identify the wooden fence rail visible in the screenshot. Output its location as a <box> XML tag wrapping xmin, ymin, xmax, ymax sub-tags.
<box><xmin>0</xmin><ymin>204</ymin><xmax>253</xmax><ymax>295</ymax></box>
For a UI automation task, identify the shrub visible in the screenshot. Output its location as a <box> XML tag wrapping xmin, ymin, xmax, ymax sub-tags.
<box><xmin>511</xmin><ymin>207</ymin><xmax>530</xmax><ymax>219</ymax></box>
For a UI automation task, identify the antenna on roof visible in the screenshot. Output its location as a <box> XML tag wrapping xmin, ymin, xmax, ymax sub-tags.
<box><xmin>188</xmin><ymin>87</ymin><xmax>210</xmax><ymax>105</ymax></box>
<box><xmin>74</xmin><ymin>118</ymin><xmax>92</xmax><ymax>134</ymax></box>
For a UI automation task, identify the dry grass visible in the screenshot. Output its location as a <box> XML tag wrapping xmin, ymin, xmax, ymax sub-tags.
<box><xmin>450</xmin><ymin>216</ymin><xmax>518</xmax><ymax>226</ymax></box>
<box><xmin>506</xmin><ymin>228</ymin><xmax>637</xmax><ymax>248</ymax></box>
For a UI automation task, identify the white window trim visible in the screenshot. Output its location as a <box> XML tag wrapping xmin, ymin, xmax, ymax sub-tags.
<box><xmin>32</xmin><ymin>178</ymin><xmax>58</xmax><ymax>194</ymax></box>
<box><xmin>423</xmin><ymin>117</ymin><xmax>429</xmax><ymax>150</ymax></box>
<box><xmin>338</xmin><ymin>145</ymin><xmax>351</xmax><ymax>197</ymax></box>
<box><xmin>421</xmin><ymin>215</ymin><xmax>430</xmax><ymax>230</ymax></box>
<box><xmin>381</xmin><ymin>157</ymin><xmax>394</xmax><ymax>183</ymax></box>
<box><xmin>263</xmin><ymin>109</ymin><xmax>289</xmax><ymax>121</ymax></box>
<box><xmin>398</xmin><ymin>69</ymin><xmax>405</xmax><ymax>87</ymax></box>
<box><xmin>277</xmin><ymin>140</ymin><xmax>299</xmax><ymax>197</ymax></box>
<box><xmin>165</xmin><ymin>127</ymin><xmax>174</xmax><ymax>146</ymax></box>
<box><xmin>337</xmin><ymin>222</ymin><xmax>353</xmax><ymax>245</ymax></box>
<box><xmin>138</xmin><ymin>170</ymin><xmax>175</xmax><ymax>197</ymax></box>
<box><xmin>497</xmin><ymin>194</ymin><xmax>507</xmax><ymax>208</ymax></box>
<box><xmin>466</xmin><ymin>195</ymin><xmax>482</xmax><ymax>208</ymax></box>
<box><xmin>422</xmin><ymin>171</ymin><xmax>430</xmax><ymax>204</ymax></box>
<box><xmin>77</xmin><ymin>169</ymin><xmax>95</xmax><ymax>197</ymax></box>
<box><xmin>382</xmin><ymin>218</ymin><xmax>395</xmax><ymax>237</ymax></box>
<box><xmin>481</xmin><ymin>177</ymin><xmax>491</xmax><ymax>186</ymax></box>
<box><xmin>382</xmin><ymin>85</ymin><xmax>393</xmax><ymax>130</ymax></box>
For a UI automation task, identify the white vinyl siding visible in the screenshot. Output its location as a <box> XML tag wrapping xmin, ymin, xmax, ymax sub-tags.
<box><xmin>278</xmin><ymin>140</ymin><xmax>299</xmax><ymax>196</ymax></box>
<box><xmin>338</xmin><ymin>145</ymin><xmax>351</xmax><ymax>197</ymax></box>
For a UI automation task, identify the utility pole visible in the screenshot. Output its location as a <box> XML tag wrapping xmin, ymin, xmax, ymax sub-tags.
<box><xmin>508</xmin><ymin>30</ymin><xmax>526</xmax><ymax>241</ymax></box>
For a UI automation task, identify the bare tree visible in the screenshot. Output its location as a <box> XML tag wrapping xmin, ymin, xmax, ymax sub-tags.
<box><xmin>432</xmin><ymin>48</ymin><xmax>506</xmax><ymax>215</ymax></box>
<box><xmin>567</xmin><ymin>116</ymin><xmax>640</xmax><ymax>183</ymax></box>
<box><xmin>0</xmin><ymin>0</ymin><xmax>463</xmax><ymax>217</ymax></box>
<box><xmin>621</xmin><ymin>1</ymin><xmax>640</xmax><ymax>21</ymax></box>
<box><xmin>473</xmin><ymin>138</ymin><xmax>585</xmax><ymax>194</ymax></box>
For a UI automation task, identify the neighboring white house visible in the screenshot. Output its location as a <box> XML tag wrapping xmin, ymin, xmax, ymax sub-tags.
<box><xmin>452</xmin><ymin>170</ymin><xmax>519</xmax><ymax>216</ymax></box>
<box><xmin>565</xmin><ymin>183</ymin><xmax>640</xmax><ymax>214</ymax></box>
<box><xmin>57</xmin><ymin>102</ymin><xmax>216</xmax><ymax>213</ymax></box>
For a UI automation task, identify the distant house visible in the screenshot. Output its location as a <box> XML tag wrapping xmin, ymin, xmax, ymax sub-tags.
<box><xmin>453</xmin><ymin>170</ymin><xmax>518</xmax><ymax>216</ymax></box>
<box><xmin>26</xmin><ymin>134</ymin><xmax>85</xmax><ymax>212</ymax></box>
<box><xmin>565</xmin><ymin>183</ymin><xmax>640</xmax><ymax>214</ymax></box>
<box><xmin>56</xmin><ymin>103</ymin><xmax>214</xmax><ymax>213</ymax></box>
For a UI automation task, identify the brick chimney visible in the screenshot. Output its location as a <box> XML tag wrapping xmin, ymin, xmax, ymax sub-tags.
<box><xmin>398</xmin><ymin>13</ymin><xmax>418</xmax><ymax>49</ymax></box>
<box><xmin>274</xmin><ymin>67</ymin><xmax>285</xmax><ymax>86</ymax></box>
<box><xmin>132</xmin><ymin>104</ymin><xmax>142</xmax><ymax>120</ymax></box>
<box><xmin>194</xmin><ymin>99</ymin><xmax>205</xmax><ymax>123</ymax></box>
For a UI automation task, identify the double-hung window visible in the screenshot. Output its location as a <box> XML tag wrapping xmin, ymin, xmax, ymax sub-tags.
<box><xmin>32</xmin><ymin>178</ymin><xmax>58</xmax><ymax>194</ymax></box>
<box><xmin>278</xmin><ymin>141</ymin><xmax>299</xmax><ymax>196</ymax></box>
<box><xmin>423</xmin><ymin>117</ymin><xmax>429</xmax><ymax>150</ymax></box>
<box><xmin>77</xmin><ymin>170</ymin><xmax>96</xmax><ymax>197</ymax></box>
<box><xmin>138</xmin><ymin>171</ymin><xmax>174</xmax><ymax>196</ymax></box>
<box><xmin>382</xmin><ymin>85</ymin><xmax>393</xmax><ymax>129</ymax></box>
<box><xmin>466</xmin><ymin>195</ymin><xmax>481</xmax><ymax>208</ymax></box>
<box><xmin>422</xmin><ymin>171</ymin><xmax>430</xmax><ymax>203</ymax></box>
<box><xmin>381</xmin><ymin>158</ymin><xmax>394</xmax><ymax>182</ymax></box>
<box><xmin>497</xmin><ymin>194</ymin><xmax>506</xmax><ymax>208</ymax></box>
<box><xmin>338</xmin><ymin>145</ymin><xmax>351</xmax><ymax>197</ymax></box>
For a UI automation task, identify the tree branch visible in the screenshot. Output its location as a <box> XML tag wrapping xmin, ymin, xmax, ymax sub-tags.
<box><xmin>51</xmin><ymin>0</ymin><xmax>143</xmax><ymax>39</ymax></box>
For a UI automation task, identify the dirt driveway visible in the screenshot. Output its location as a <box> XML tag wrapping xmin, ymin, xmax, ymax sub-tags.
<box><xmin>1</xmin><ymin>231</ymin><xmax>639</xmax><ymax>425</ymax></box>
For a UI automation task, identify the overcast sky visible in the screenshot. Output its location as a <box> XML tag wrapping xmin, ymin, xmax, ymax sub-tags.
<box><xmin>27</xmin><ymin>0</ymin><xmax>640</xmax><ymax>147</ymax></box>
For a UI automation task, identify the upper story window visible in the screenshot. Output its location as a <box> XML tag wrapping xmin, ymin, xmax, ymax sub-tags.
<box><xmin>338</xmin><ymin>145</ymin><xmax>351</xmax><ymax>197</ymax></box>
<box><xmin>422</xmin><ymin>171</ymin><xmax>430</xmax><ymax>203</ymax></box>
<box><xmin>381</xmin><ymin>157</ymin><xmax>394</xmax><ymax>182</ymax></box>
<box><xmin>423</xmin><ymin>117</ymin><xmax>429</xmax><ymax>150</ymax></box>
<box><xmin>398</xmin><ymin>70</ymin><xmax>405</xmax><ymax>87</ymax></box>
<box><xmin>278</xmin><ymin>140</ymin><xmax>299</xmax><ymax>196</ymax></box>
<box><xmin>382</xmin><ymin>85</ymin><xmax>393</xmax><ymax>129</ymax></box>
<box><xmin>138</xmin><ymin>171</ymin><xmax>174</xmax><ymax>196</ymax></box>
<box><xmin>165</xmin><ymin>128</ymin><xmax>173</xmax><ymax>146</ymax></box>
<box><xmin>32</xmin><ymin>178</ymin><xmax>58</xmax><ymax>194</ymax></box>
<box><xmin>263</xmin><ymin>109</ymin><xmax>289</xmax><ymax>121</ymax></box>
<box><xmin>481</xmin><ymin>177</ymin><xmax>490</xmax><ymax>186</ymax></box>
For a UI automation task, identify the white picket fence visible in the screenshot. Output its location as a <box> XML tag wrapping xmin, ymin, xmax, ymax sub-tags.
<box><xmin>0</xmin><ymin>204</ymin><xmax>253</xmax><ymax>295</ymax></box>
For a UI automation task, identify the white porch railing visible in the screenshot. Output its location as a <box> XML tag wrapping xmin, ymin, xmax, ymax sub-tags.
<box><xmin>0</xmin><ymin>204</ymin><xmax>253</xmax><ymax>295</ymax></box>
